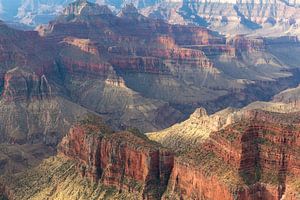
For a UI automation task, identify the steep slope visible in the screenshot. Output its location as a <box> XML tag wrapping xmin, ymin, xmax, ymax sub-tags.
<box><xmin>0</xmin><ymin>143</ymin><xmax>55</xmax><ymax>176</ymax></box>
<box><xmin>2</xmin><ymin>0</ymin><xmax>300</xmax><ymax>38</ymax></box>
<box><xmin>0</xmin><ymin>22</ymin><xmax>96</xmax><ymax>146</ymax></box>
<box><xmin>163</xmin><ymin>111</ymin><xmax>300</xmax><ymax>200</ymax></box>
<box><xmin>0</xmin><ymin>0</ymin><xmax>87</xmax><ymax>26</ymax></box>
<box><xmin>147</xmin><ymin>85</ymin><xmax>300</xmax><ymax>199</ymax></box>
<box><xmin>2</xmin><ymin>98</ymin><xmax>300</xmax><ymax>200</ymax></box>
<box><xmin>1</xmin><ymin>118</ymin><xmax>174</xmax><ymax>200</ymax></box>
<box><xmin>148</xmin><ymin>107</ymin><xmax>241</xmax><ymax>152</ymax></box>
<box><xmin>141</xmin><ymin>0</ymin><xmax>300</xmax><ymax>37</ymax></box>
<box><xmin>148</xmin><ymin>84</ymin><xmax>300</xmax><ymax>152</ymax></box>
<box><xmin>0</xmin><ymin>11</ymin><xmax>183</xmax><ymax>143</ymax></box>
<box><xmin>1</xmin><ymin>2</ymin><xmax>300</xmax><ymax>199</ymax></box>
<box><xmin>39</xmin><ymin>1</ymin><xmax>300</xmax><ymax>116</ymax></box>
<box><xmin>0</xmin><ymin>0</ymin><xmax>163</xmax><ymax>27</ymax></box>
<box><xmin>1</xmin><ymin>0</ymin><xmax>300</xmax><ymax>147</ymax></box>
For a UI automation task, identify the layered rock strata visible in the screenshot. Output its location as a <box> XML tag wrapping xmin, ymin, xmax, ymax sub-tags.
<box><xmin>163</xmin><ymin>110</ymin><xmax>300</xmax><ymax>200</ymax></box>
<box><xmin>58</xmin><ymin>121</ymin><xmax>174</xmax><ymax>199</ymax></box>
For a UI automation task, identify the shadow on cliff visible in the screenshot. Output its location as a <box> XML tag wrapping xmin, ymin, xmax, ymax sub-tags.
<box><xmin>238</xmin><ymin>124</ymin><xmax>288</xmax><ymax>200</ymax></box>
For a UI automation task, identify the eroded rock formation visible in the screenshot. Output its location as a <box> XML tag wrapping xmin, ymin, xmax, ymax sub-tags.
<box><xmin>58</xmin><ymin>120</ymin><xmax>174</xmax><ymax>199</ymax></box>
<box><xmin>3</xmin><ymin>108</ymin><xmax>300</xmax><ymax>200</ymax></box>
<box><xmin>163</xmin><ymin>110</ymin><xmax>300</xmax><ymax>200</ymax></box>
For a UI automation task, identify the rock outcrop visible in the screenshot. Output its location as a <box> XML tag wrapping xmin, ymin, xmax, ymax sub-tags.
<box><xmin>2</xmin><ymin>68</ymin><xmax>52</xmax><ymax>102</ymax></box>
<box><xmin>148</xmin><ymin>83</ymin><xmax>300</xmax><ymax>152</ymax></box>
<box><xmin>148</xmin><ymin>85</ymin><xmax>300</xmax><ymax>199</ymax></box>
<box><xmin>3</xmin><ymin>107</ymin><xmax>300</xmax><ymax>200</ymax></box>
<box><xmin>141</xmin><ymin>0</ymin><xmax>300</xmax><ymax>37</ymax></box>
<box><xmin>1</xmin><ymin>2</ymin><xmax>300</xmax><ymax>199</ymax></box>
<box><xmin>163</xmin><ymin>110</ymin><xmax>300</xmax><ymax>200</ymax></box>
<box><xmin>3</xmin><ymin>0</ymin><xmax>300</xmax><ymax>39</ymax></box>
<box><xmin>58</xmin><ymin>120</ymin><xmax>174</xmax><ymax>199</ymax></box>
<box><xmin>47</xmin><ymin>1</ymin><xmax>300</xmax><ymax>117</ymax></box>
<box><xmin>61</xmin><ymin>37</ymin><xmax>99</xmax><ymax>55</ymax></box>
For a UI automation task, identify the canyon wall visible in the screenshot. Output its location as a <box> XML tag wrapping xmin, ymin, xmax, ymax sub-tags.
<box><xmin>164</xmin><ymin>110</ymin><xmax>300</xmax><ymax>200</ymax></box>
<box><xmin>58</xmin><ymin>121</ymin><xmax>174</xmax><ymax>199</ymax></box>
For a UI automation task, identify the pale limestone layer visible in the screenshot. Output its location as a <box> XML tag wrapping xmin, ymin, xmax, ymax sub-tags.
<box><xmin>141</xmin><ymin>0</ymin><xmax>300</xmax><ymax>37</ymax></box>
<box><xmin>148</xmin><ymin>85</ymin><xmax>300</xmax><ymax>152</ymax></box>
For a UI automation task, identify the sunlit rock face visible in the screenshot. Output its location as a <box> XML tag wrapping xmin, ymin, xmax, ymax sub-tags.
<box><xmin>140</xmin><ymin>0</ymin><xmax>300</xmax><ymax>37</ymax></box>
<box><xmin>148</xmin><ymin>85</ymin><xmax>300</xmax><ymax>200</ymax></box>
<box><xmin>0</xmin><ymin>0</ymin><xmax>159</xmax><ymax>27</ymax></box>
<box><xmin>2</xmin><ymin>0</ymin><xmax>300</xmax><ymax>38</ymax></box>
<box><xmin>1</xmin><ymin>2</ymin><xmax>300</xmax><ymax>199</ymax></box>
<box><xmin>42</xmin><ymin>0</ymin><xmax>300</xmax><ymax>116</ymax></box>
<box><xmin>163</xmin><ymin>112</ymin><xmax>300</xmax><ymax>200</ymax></box>
<box><xmin>2</xmin><ymin>95</ymin><xmax>300</xmax><ymax>200</ymax></box>
<box><xmin>1</xmin><ymin>0</ymin><xmax>300</xmax><ymax>145</ymax></box>
<box><xmin>58</xmin><ymin>122</ymin><xmax>174</xmax><ymax>199</ymax></box>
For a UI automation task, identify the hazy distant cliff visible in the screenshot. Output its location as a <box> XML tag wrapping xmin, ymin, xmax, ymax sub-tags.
<box><xmin>2</xmin><ymin>0</ymin><xmax>300</xmax><ymax>38</ymax></box>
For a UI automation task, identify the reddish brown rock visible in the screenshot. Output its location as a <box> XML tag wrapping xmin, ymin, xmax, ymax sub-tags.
<box><xmin>2</xmin><ymin>68</ymin><xmax>52</xmax><ymax>102</ymax></box>
<box><xmin>60</xmin><ymin>56</ymin><xmax>111</xmax><ymax>75</ymax></box>
<box><xmin>164</xmin><ymin>159</ymin><xmax>235</xmax><ymax>200</ymax></box>
<box><xmin>61</xmin><ymin>37</ymin><xmax>99</xmax><ymax>55</ymax></box>
<box><xmin>164</xmin><ymin>110</ymin><xmax>300</xmax><ymax>200</ymax></box>
<box><xmin>58</xmin><ymin>121</ymin><xmax>174</xmax><ymax>199</ymax></box>
<box><xmin>39</xmin><ymin>1</ymin><xmax>223</xmax><ymax>75</ymax></box>
<box><xmin>227</xmin><ymin>35</ymin><xmax>265</xmax><ymax>56</ymax></box>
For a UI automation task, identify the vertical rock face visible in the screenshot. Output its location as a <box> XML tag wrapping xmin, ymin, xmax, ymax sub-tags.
<box><xmin>163</xmin><ymin>110</ymin><xmax>300</xmax><ymax>200</ymax></box>
<box><xmin>62</xmin><ymin>0</ymin><xmax>113</xmax><ymax>16</ymax></box>
<box><xmin>10</xmin><ymin>0</ymin><xmax>300</xmax><ymax>134</ymax></box>
<box><xmin>0</xmin><ymin>7</ymin><xmax>185</xmax><ymax>136</ymax></box>
<box><xmin>227</xmin><ymin>35</ymin><xmax>265</xmax><ymax>56</ymax></box>
<box><xmin>58</xmin><ymin>121</ymin><xmax>174</xmax><ymax>199</ymax></box>
<box><xmin>2</xmin><ymin>68</ymin><xmax>52</xmax><ymax>102</ymax></box>
<box><xmin>164</xmin><ymin>159</ymin><xmax>235</xmax><ymax>200</ymax></box>
<box><xmin>61</xmin><ymin>37</ymin><xmax>99</xmax><ymax>55</ymax></box>
<box><xmin>140</xmin><ymin>0</ymin><xmax>300</xmax><ymax>37</ymax></box>
<box><xmin>43</xmin><ymin>0</ymin><xmax>224</xmax><ymax>69</ymax></box>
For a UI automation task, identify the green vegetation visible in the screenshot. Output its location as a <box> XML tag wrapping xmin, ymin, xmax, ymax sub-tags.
<box><xmin>186</xmin><ymin>149</ymin><xmax>243</xmax><ymax>190</ymax></box>
<box><xmin>255</xmin><ymin>137</ymin><xmax>268</xmax><ymax>144</ymax></box>
<box><xmin>0</xmin><ymin>156</ymin><xmax>141</xmax><ymax>200</ymax></box>
<box><xmin>239</xmin><ymin>162</ymin><xmax>262</xmax><ymax>185</ymax></box>
<box><xmin>126</xmin><ymin>127</ymin><xmax>148</xmax><ymax>140</ymax></box>
<box><xmin>79</xmin><ymin>113</ymin><xmax>113</xmax><ymax>135</ymax></box>
<box><xmin>260</xmin><ymin>171</ymin><xmax>280</xmax><ymax>185</ymax></box>
<box><xmin>123</xmin><ymin>176</ymin><xmax>143</xmax><ymax>192</ymax></box>
<box><xmin>226</xmin><ymin>132</ymin><xmax>238</xmax><ymax>142</ymax></box>
<box><xmin>261</xmin><ymin>129</ymin><xmax>276</xmax><ymax>135</ymax></box>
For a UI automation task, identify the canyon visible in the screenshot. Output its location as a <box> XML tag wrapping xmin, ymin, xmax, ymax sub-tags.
<box><xmin>141</xmin><ymin>0</ymin><xmax>300</xmax><ymax>37</ymax></box>
<box><xmin>2</xmin><ymin>86</ymin><xmax>300</xmax><ymax>200</ymax></box>
<box><xmin>0</xmin><ymin>0</ymin><xmax>300</xmax><ymax>200</ymax></box>
<box><xmin>2</xmin><ymin>0</ymin><xmax>300</xmax><ymax>140</ymax></box>
<box><xmin>2</xmin><ymin>0</ymin><xmax>300</xmax><ymax>39</ymax></box>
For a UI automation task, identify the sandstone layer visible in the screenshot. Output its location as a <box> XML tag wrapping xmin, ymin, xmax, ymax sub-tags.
<box><xmin>58</xmin><ymin>121</ymin><xmax>174</xmax><ymax>200</ymax></box>
<box><xmin>162</xmin><ymin>110</ymin><xmax>300</xmax><ymax>200</ymax></box>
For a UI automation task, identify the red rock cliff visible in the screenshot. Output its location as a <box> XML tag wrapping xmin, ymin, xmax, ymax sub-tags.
<box><xmin>164</xmin><ymin>110</ymin><xmax>300</xmax><ymax>200</ymax></box>
<box><xmin>58</xmin><ymin>122</ymin><xmax>174</xmax><ymax>199</ymax></box>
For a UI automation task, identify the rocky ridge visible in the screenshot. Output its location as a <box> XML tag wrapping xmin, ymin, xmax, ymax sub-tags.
<box><xmin>163</xmin><ymin>111</ymin><xmax>300</xmax><ymax>200</ymax></box>
<box><xmin>2</xmin><ymin>101</ymin><xmax>300</xmax><ymax>199</ymax></box>
<box><xmin>58</xmin><ymin>122</ymin><xmax>174</xmax><ymax>199</ymax></box>
<box><xmin>141</xmin><ymin>0</ymin><xmax>300</xmax><ymax>37</ymax></box>
<box><xmin>1</xmin><ymin>117</ymin><xmax>175</xmax><ymax>200</ymax></box>
<box><xmin>2</xmin><ymin>0</ymin><xmax>300</xmax><ymax>39</ymax></box>
<box><xmin>0</xmin><ymin>1</ymin><xmax>300</xmax><ymax>182</ymax></box>
<box><xmin>146</xmin><ymin>85</ymin><xmax>300</xmax><ymax>199</ymax></box>
<box><xmin>0</xmin><ymin>1</ymin><xmax>300</xmax><ymax>199</ymax></box>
